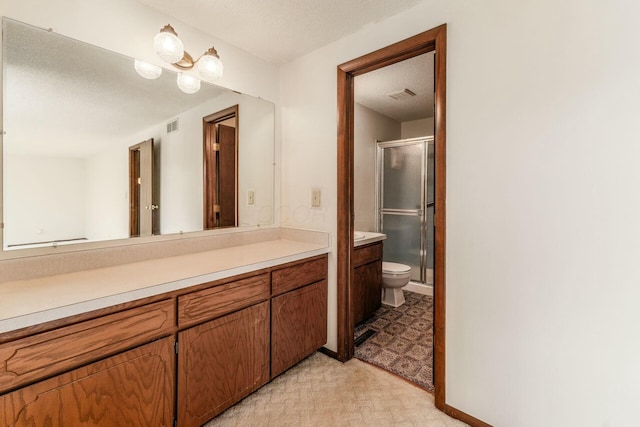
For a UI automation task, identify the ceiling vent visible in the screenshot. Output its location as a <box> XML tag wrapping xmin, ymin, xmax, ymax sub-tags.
<box><xmin>386</xmin><ymin>88</ymin><xmax>416</xmax><ymax>100</ymax></box>
<box><xmin>166</xmin><ymin>118</ymin><xmax>179</xmax><ymax>134</ymax></box>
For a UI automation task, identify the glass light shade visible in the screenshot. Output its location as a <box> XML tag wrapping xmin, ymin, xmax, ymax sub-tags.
<box><xmin>154</xmin><ymin>30</ymin><xmax>184</xmax><ymax>64</ymax></box>
<box><xmin>134</xmin><ymin>59</ymin><xmax>162</xmax><ymax>79</ymax></box>
<box><xmin>196</xmin><ymin>53</ymin><xmax>223</xmax><ymax>81</ymax></box>
<box><xmin>177</xmin><ymin>73</ymin><xmax>200</xmax><ymax>94</ymax></box>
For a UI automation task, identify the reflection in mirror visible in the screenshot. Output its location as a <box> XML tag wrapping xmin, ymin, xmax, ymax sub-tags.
<box><xmin>128</xmin><ymin>138</ymin><xmax>158</xmax><ymax>237</ymax></box>
<box><xmin>203</xmin><ymin>105</ymin><xmax>238</xmax><ymax>230</ymax></box>
<box><xmin>2</xmin><ymin>18</ymin><xmax>275</xmax><ymax>252</ymax></box>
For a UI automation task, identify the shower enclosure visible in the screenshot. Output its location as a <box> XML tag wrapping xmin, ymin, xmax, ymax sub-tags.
<box><xmin>376</xmin><ymin>136</ymin><xmax>434</xmax><ymax>284</ymax></box>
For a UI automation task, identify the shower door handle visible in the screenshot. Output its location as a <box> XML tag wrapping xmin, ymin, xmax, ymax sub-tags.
<box><xmin>380</xmin><ymin>208</ymin><xmax>422</xmax><ymax>216</ymax></box>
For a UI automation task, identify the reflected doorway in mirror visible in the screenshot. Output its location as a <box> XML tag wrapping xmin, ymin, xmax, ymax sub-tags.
<box><xmin>129</xmin><ymin>139</ymin><xmax>159</xmax><ymax>237</ymax></box>
<box><xmin>203</xmin><ymin>105</ymin><xmax>239</xmax><ymax>230</ymax></box>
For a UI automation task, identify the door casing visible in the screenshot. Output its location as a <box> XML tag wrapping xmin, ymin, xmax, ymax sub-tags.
<box><xmin>336</xmin><ymin>24</ymin><xmax>447</xmax><ymax>409</ymax></box>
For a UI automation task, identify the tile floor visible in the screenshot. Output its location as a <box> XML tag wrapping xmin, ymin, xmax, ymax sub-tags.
<box><xmin>205</xmin><ymin>352</ymin><xmax>467</xmax><ymax>427</ymax></box>
<box><xmin>355</xmin><ymin>292</ymin><xmax>434</xmax><ymax>392</ymax></box>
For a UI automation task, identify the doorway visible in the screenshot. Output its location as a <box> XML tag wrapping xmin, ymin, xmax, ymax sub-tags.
<box><xmin>203</xmin><ymin>105</ymin><xmax>239</xmax><ymax>230</ymax></box>
<box><xmin>336</xmin><ymin>24</ymin><xmax>447</xmax><ymax>409</ymax></box>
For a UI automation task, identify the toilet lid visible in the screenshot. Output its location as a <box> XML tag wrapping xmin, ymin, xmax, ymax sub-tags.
<box><xmin>382</xmin><ymin>262</ymin><xmax>411</xmax><ymax>274</ymax></box>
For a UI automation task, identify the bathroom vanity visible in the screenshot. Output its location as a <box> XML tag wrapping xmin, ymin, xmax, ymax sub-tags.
<box><xmin>353</xmin><ymin>232</ymin><xmax>386</xmax><ymax>325</ymax></box>
<box><xmin>0</xmin><ymin>235</ymin><xmax>329</xmax><ymax>427</ymax></box>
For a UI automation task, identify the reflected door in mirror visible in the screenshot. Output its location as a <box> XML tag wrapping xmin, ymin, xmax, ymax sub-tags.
<box><xmin>204</xmin><ymin>106</ymin><xmax>238</xmax><ymax>229</ymax></box>
<box><xmin>129</xmin><ymin>139</ymin><xmax>157</xmax><ymax>237</ymax></box>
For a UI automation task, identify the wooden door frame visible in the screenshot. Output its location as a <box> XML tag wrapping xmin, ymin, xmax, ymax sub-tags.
<box><xmin>336</xmin><ymin>24</ymin><xmax>447</xmax><ymax>409</ymax></box>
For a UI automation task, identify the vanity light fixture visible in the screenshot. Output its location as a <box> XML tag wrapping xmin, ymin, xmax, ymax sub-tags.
<box><xmin>176</xmin><ymin>72</ymin><xmax>201</xmax><ymax>94</ymax></box>
<box><xmin>153</xmin><ymin>24</ymin><xmax>184</xmax><ymax>64</ymax></box>
<box><xmin>152</xmin><ymin>24</ymin><xmax>224</xmax><ymax>94</ymax></box>
<box><xmin>134</xmin><ymin>59</ymin><xmax>162</xmax><ymax>80</ymax></box>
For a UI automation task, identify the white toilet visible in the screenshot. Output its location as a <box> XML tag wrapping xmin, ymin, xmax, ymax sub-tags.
<box><xmin>381</xmin><ymin>262</ymin><xmax>412</xmax><ymax>307</ymax></box>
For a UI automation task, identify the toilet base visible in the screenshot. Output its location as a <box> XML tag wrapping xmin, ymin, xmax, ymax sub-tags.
<box><xmin>382</xmin><ymin>288</ymin><xmax>405</xmax><ymax>307</ymax></box>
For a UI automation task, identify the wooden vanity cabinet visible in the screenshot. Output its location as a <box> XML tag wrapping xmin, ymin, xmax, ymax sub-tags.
<box><xmin>176</xmin><ymin>273</ymin><xmax>271</xmax><ymax>427</ymax></box>
<box><xmin>353</xmin><ymin>242</ymin><xmax>383</xmax><ymax>325</ymax></box>
<box><xmin>0</xmin><ymin>299</ymin><xmax>175</xmax><ymax>393</ymax></box>
<box><xmin>177</xmin><ymin>302</ymin><xmax>270</xmax><ymax>427</ymax></box>
<box><xmin>0</xmin><ymin>299</ymin><xmax>176</xmax><ymax>427</ymax></box>
<box><xmin>1</xmin><ymin>337</ymin><xmax>175</xmax><ymax>427</ymax></box>
<box><xmin>271</xmin><ymin>256</ymin><xmax>328</xmax><ymax>378</ymax></box>
<box><xmin>0</xmin><ymin>253</ymin><xmax>328</xmax><ymax>427</ymax></box>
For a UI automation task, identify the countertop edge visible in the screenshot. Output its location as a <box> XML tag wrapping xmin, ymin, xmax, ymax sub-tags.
<box><xmin>0</xmin><ymin>238</ymin><xmax>329</xmax><ymax>334</ymax></box>
<box><xmin>354</xmin><ymin>232</ymin><xmax>386</xmax><ymax>247</ymax></box>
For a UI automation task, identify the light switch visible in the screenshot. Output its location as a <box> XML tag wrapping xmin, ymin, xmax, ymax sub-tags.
<box><xmin>248</xmin><ymin>190</ymin><xmax>255</xmax><ymax>205</ymax></box>
<box><xmin>311</xmin><ymin>188</ymin><xmax>321</xmax><ymax>207</ymax></box>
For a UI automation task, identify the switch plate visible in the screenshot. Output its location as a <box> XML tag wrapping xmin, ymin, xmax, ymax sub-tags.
<box><xmin>311</xmin><ymin>188</ymin><xmax>321</xmax><ymax>207</ymax></box>
<box><xmin>247</xmin><ymin>190</ymin><xmax>255</xmax><ymax>205</ymax></box>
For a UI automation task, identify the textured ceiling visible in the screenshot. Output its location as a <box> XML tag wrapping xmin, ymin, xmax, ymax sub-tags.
<box><xmin>355</xmin><ymin>52</ymin><xmax>434</xmax><ymax>123</ymax></box>
<box><xmin>135</xmin><ymin>0</ymin><xmax>423</xmax><ymax>64</ymax></box>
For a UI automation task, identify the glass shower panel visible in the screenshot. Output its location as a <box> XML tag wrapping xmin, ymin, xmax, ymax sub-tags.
<box><xmin>382</xmin><ymin>144</ymin><xmax>425</xmax><ymax>211</ymax></box>
<box><xmin>378</xmin><ymin>137</ymin><xmax>431</xmax><ymax>284</ymax></box>
<box><xmin>381</xmin><ymin>214</ymin><xmax>422</xmax><ymax>282</ymax></box>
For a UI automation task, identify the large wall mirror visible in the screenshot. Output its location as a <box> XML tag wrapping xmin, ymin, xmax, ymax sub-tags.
<box><xmin>1</xmin><ymin>18</ymin><xmax>275</xmax><ymax>257</ymax></box>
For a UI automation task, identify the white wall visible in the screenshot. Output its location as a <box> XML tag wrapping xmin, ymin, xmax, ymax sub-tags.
<box><xmin>279</xmin><ymin>0</ymin><xmax>640</xmax><ymax>425</ymax></box>
<box><xmin>401</xmin><ymin>117</ymin><xmax>434</xmax><ymax>139</ymax></box>
<box><xmin>4</xmin><ymin>154</ymin><xmax>86</xmax><ymax>246</ymax></box>
<box><xmin>84</xmin><ymin>147</ymin><xmax>129</xmax><ymax>242</ymax></box>
<box><xmin>354</xmin><ymin>103</ymin><xmax>400</xmax><ymax>232</ymax></box>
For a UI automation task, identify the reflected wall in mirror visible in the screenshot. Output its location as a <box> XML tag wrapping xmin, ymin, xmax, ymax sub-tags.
<box><xmin>2</xmin><ymin>17</ymin><xmax>275</xmax><ymax>252</ymax></box>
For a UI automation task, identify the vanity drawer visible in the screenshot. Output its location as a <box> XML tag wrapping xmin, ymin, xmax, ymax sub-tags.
<box><xmin>271</xmin><ymin>256</ymin><xmax>328</xmax><ymax>296</ymax></box>
<box><xmin>353</xmin><ymin>242</ymin><xmax>382</xmax><ymax>268</ymax></box>
<box><xmin>0</xmin><ymin>299</ymin><xmax>174</xmax><ymax>394</ymax></box>
<box><xmin>178</xmin><ymin>273</ymin><xmax>270</xmax><ymax>327</ymax></box>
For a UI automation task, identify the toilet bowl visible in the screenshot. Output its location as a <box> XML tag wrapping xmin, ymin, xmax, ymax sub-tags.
<box><xmin>381</xmin><ymin>262</ymin><xmax>412</xmax><ymax>307</ymax></box>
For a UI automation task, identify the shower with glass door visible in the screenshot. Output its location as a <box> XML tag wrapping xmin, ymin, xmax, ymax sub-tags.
<box><xmin>376</xmin><ymin>136</ymin><xmax>434</xmax><ymax>285</ymax></box>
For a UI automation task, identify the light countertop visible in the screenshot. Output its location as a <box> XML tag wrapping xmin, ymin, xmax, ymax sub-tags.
<box><xmin>354</xmin><ymin>231</ymin><xmax>386</xmax><ymax>247</ymax></box>
<box><xmin>0</xmin><ymin>237</ymin><xmax>329</xmax><ymax>334</ymax></box>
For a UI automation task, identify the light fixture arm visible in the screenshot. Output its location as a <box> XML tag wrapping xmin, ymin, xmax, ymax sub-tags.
<box><xmin>172</xmin><ymin>50</ymin><xmax>195</xmax><ymax>70</ymax></box>
<box><xmin>170</xmin><ymin>47</ymin><xmax>220</xmax><ymax>70</ymax></box>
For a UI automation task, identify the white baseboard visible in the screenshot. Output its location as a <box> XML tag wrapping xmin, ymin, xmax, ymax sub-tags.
<box><xmin>403</xmin><ymin>281</ymin><xmax>433</xmax><ymax>296</ymax></box>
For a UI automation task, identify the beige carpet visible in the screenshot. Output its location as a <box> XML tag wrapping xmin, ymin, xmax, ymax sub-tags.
<box><xmin>205</xmin><ymin>352</ymin><xmax>467</xmax><ymax>427</ymax></box>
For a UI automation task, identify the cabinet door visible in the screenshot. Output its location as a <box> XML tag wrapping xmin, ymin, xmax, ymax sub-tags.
<box><xmin>178</xmin><ymin>301</ymin><xmax>270</xmax><ymax>427</ymax></box>
<box><xmin>353</xmin><ymin>243</ymin><xmax>383</xmax><ymax>325</ymax></box>
<box><xmin>1</xmin><ymin>337</ymin><xmax>175</xmax><ymax>427</ymax></box>
<box><xmin>0</xmin><ymin>299</ymin><xmax>175</xmax><ymax>394</ymax></box>
<box><xmin>271</xmin><ymin>280</ymin><xmax>327</xmax><ymax>378</ymax></box>
<box><xmin>352</xmin><ymin>266</ymin><xmax>366</xmax><ymax>326</ymax></box>
<box><xmin>359</xmin><ymin>260</ymin><xmax>382</xmax><ymax>324</ymax></box>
